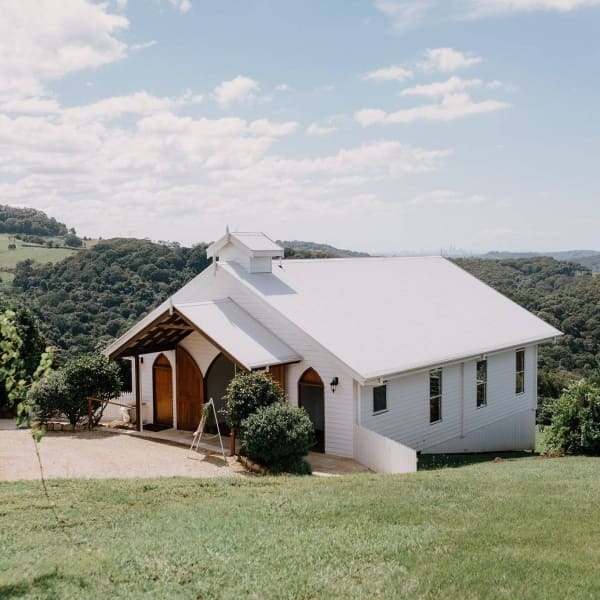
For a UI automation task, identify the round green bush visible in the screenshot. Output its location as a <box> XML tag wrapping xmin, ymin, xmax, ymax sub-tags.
<box><xmin>241</xmin><ymin>403</ymin><xmax>314</xmax><ymax>475</ymax></box>
<box><xmin>222</xmin><ymin>371</ymin><xmax>284</xmax><ymax>431</ymax></box>
<box><xmin>545</xmin><ymin>380</ymin><xmax>600</xmax><ymax>454</ymax></box>
<box><xmin>29</xmin><ymin>370</ymin><xmax>69</xmax><ymax>424</ymax></box>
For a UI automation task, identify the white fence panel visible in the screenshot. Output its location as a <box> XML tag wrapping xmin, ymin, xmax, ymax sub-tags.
<box><xmin>353</xmin><ymin>425</ymin><xmax>417</xmax><ymax>474</ymax></box>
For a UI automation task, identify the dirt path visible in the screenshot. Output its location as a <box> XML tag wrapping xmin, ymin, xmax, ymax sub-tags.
<box><xmin>0</xmin><ymin>427</ymin><xmax>244</xmax><ymax>481</ymax></box>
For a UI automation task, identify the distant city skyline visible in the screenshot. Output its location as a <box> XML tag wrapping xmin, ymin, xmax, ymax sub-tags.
<box><xmin>1</xmin><ymin>1</ymin><xmax>599</xmax><ymax>253</ymax></box>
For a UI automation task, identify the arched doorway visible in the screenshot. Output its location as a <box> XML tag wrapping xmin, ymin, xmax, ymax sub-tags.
<box><xmin>176</xmin><ymin>347</ymin><xmax>204</xmax><ymax>431</ymax></box>
<box><xmin>298</xmin><ymin>368</ymin><xmax>325</xmax><ymax>453</ymax></box>
<box><xmin>205</xmin><ymin>353</ymin><xmax>236</xmax><ymax>434</ymax></box>
<box><xmin>153</xmin><ymin>354</ymin><xmax>173</xmax><ymax>427</ymax></box>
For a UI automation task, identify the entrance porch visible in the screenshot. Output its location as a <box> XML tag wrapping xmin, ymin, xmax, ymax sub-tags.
<box><xmin>126</xmin><ymin>427</ymin><xmax>370</xmax><ymax>476</ymax></box>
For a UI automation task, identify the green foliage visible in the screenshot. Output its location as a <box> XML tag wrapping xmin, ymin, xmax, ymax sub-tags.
<box><xmin>63</xmin><ymin>233</ymin><xmax>83</xmax><ymax>248</ymax></box>
<box><xmin>32</xmin><ymin>354</ymin><xmax>122</xmax><ymax>426</ymax></box>
<box><xmin>281</xmin><ymin>240</ymin><xmax>370</xmax><ymax>259</ymax></box>
<box><xmin>241</xmin><ymin>403</ymin><xmax>314</xmax><ymax>474</ymax></box>
<box><xmin>28</xmin><ymin>370</ymin><xmax>69</xmax><ymax>424</ymax></box>
<box><xmin>537</xmin><ymin>369</ymin><xmax>580</xmax><ymax>426</ymax></box>
<box><xmin>0</xmin><ymin>303</ymin><xmax>53</xmax><ymax>426</ymax></box>
<box><xmin>222</xmin><ymin>371</ymin><xmax>284</xmax><ymax>431</ymax></box>
<box><xmin>11</xmin><ymin>238</ymin><xmax>210</xmax><ymax>356</ymax></box>
<box><xmin>0</xmin><ymin>204</ymin><xmax>67</xmax><ymax>236</ymax></box>
<box><xmin>455</xmin><ymin>257</ymin><xmax>600</xmax><ymax>376</ymax></box>
<box><xmin>545</xmin><ymin>380</ymin><xmax>600</xmax><ymax>454</ymax></box>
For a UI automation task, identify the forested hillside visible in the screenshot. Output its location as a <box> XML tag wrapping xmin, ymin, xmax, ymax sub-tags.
<box><xmin>455</xmin><ymin>257</ymin><xmax>599</xmax><ymax>374</ymax></box>
<box><xmin>0</xmin><ymin>205</ymin><xmax>68</xmax><ymax>236</ymax></box>
<box><xmin>281</xmin><ymin>240</ymin><xmax>369</xmax><ymax>259</ymax></box>
<box><xmin>12</xmin><ymin>239</ymin><xmax>210</xmax><ymax>357</ymax></box>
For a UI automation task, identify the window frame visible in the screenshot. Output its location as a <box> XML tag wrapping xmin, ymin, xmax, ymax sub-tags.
<box><xmin>515</xmin><ymin>348</ymin><xmax>525</xmax><ymax>395</ymax></box>
<box><xmin>476</xmin><ymin>359</ymin><xmax>487</xmax><ymax>408</ymax></box>
<box><xmin>372</xmin><ymin>384</ymin><xmax>387</xmax><ymax>414</ymax></box>
<box><xmin>429</xmin><ymin>368</ymin><xmax>442</xmax><ymax>424</ymax></box>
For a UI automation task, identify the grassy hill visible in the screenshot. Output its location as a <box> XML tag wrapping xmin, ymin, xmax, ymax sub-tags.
<box><xmin>1</xmin><ymin>452</ymin><xmax>598</xmax><ymax>598</ymax></box>
<box><xmin>0</xmin><ymin>234</ymin><xmax>78</xmax><ymax>288</ymax></box>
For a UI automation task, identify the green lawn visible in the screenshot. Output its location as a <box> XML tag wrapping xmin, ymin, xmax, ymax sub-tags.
<box><xmin>1</xmin><ymin>454</ymin><xmax>599</xmax><ymax>599</ymax></box>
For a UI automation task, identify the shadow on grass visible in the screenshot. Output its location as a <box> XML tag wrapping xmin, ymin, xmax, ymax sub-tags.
<box><xmin>0</xmin><ymin>569</ymin><xmax>85</xmax><ymax>599</ymax></box>
<box><xmin>417</xmin><ymin>450</ymin><xmax>538</xmax><ymax>470</ymax></box>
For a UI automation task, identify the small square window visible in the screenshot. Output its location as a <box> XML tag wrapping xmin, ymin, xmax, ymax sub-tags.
<box><xmin>373</xmin><ymin>385</ymin><xmax>387</xmax><ymax>413</ymax></box>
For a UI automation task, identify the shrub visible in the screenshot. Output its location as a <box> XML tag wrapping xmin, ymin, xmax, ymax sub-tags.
<box><xmin>29</xmin><ymin>370</ymin><xmax>70</xmax><ymax>423</ymax></box>
<box><xmin>241</xmin><ymin>403</ymin><xmax>314</xmax><ymax>475</ymax></box>
<box><xmin>545</xmin><ymin>380</ymin><xmax>600</xmax><ymax>455</ymax></box>
<box><xmin>222</xmin><ymin>371</ymin><xmax>284</xmax><ymax>431</ymax></box>
<box><xmin>30</xmin><ymin>354</ymin><xmax>122</xmax><ymax>426</ymax></box>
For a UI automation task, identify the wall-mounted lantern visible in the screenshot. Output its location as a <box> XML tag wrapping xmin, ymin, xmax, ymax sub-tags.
<box><xmin>330</xmin><ymin>377</ymin><xmax>339</xmax><ymax>393</ymax></box>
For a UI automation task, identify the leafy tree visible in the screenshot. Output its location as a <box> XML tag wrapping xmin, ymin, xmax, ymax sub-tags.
<box><xmin>0</xmin><ymin>305</ymin><xmax>53</xmax><ymax>429</ymax></box>
<box><xmin>31</xmin><ymin>353</ymin><xmax>122</xmax><ymax>426</ymax></box>
<box><xmin>545</xmin><ymin>380</ymin><xmax>600</xmax><ymax>454</ymax></box>
<box><xmin>222</xmin><ymin>371</ymin><xmax>284</xmax><ymax>431</ymax></box>
<box><xmin>64</xmin><ymin>233</ymin><xmax>83</xmax><ymax>248</ymax></box>
<box><xmin>0</xmin><ymin>204</ymin><xmax>67</xmax><ymax>236</ymax></box>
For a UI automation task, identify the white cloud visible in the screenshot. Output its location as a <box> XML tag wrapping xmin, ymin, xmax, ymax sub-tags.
<box><xmin>401</xmin><ymin>76</ymin><xmax>483</xmax><ymax>97</ymax></box>
<box><xmin>405</xmin><ymin>189</ymin><xmax>486</xmax><ymax>206</ymax></box>
<box><xmin>469</xmin><ymin>0</ymin><xmax>600</xmax><ymax>16</ymax></box>
<box><xmin>169</xmin><ymin>0</ymin><xmax>192</xmax><ymax>13</ymax></box>
<box><xmin>363</xmin><ymin>65</ymin><xmax>413</xmax><ymax>81</ymax></box>
<box><xmin>306</xmin><ymin>123</ymin><xmax>337</xmax><ymax>136</ymax></box>
<box><xmin>131</xmin><ymin>41</ymin><xmax>158</xmax><ymax>51</ymax></box>
<box><xmin>214</xmin><ymin>76</ymin><xmax>260</xmax><ymax>108</ymax></box>
<box><xmin>374</xmin><ymin>0</ymin><xmax>435</xmax><ymax>30</ymax></box>
<box><xmin>275</xmin><ymin>83</ymin><xmax>291</xmax><ymax>92</ymax></box>
<box><xmin>373</xmin><ymin>0</ymin><xmax>600</xmax><ymax>29</ymax></box>
<box><xmin>421</xmin><ymin>48</ymin><xmax>482</xmax><ymax>72</ymax></box>
<box><xmin>0</xmin><ymin>88</ymin><xmax>450</xmax><ymax>237</ymax></box>
<box><xmin>0</xmin><ymin>0</ymin><xmax>128</xmax><ymax>102</ymax></box>
<box><xmin>355</xmin><ymin>93</ymin><xmax>510</xmax><ymax>125</ymax></box>
<box><xmin>61</xmin><ymin>91</ymin><xmax>202</xmax><ymax>123</ymax></box>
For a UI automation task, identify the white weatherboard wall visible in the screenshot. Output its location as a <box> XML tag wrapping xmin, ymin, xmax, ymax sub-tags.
<box><xmin>215</xmin><ymin>268</ymin><xmax>356</xmax><ymax>457</ymax></box>
<box><xmin>353</xmin><ymin>425</ymin><xmax>417</xmax><ymax>473</ymax></box>
<box><xmin>179</xmin><ymin>331</ymin><xmax>221</xmax><ymax>377</ymax></box>
<box><xmin>359</xmin><ymin>346</ymin><xmax>537</xmax><ymax>454</ymax></box>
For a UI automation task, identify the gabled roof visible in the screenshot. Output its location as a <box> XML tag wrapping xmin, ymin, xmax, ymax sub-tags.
<box><xmin>105</xmin><ymin>297</ymin><xmax>300</xmax><ymax>370</ymax></box>
<box><xmin>207</xmin><ymin>231</ymin><xmax>283</xmax><ymax>259</ymax></box>
<box><xmin>176</xmin><ymin>299</ymin><xmax>300</xmax><ymax>369</ymax></box>
<box><xmin>219</xmin><ymin>257</ymin><xmax>562</xmax><ymax>381</ymax></box>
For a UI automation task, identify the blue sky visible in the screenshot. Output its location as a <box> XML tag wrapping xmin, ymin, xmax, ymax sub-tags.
<box><xmin>1</xmin><ymin>0</ymin><xmax>599</xmax><ymax>252</ymax></box>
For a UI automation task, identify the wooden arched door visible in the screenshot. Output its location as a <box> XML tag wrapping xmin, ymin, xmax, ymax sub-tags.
<box><xmin>153</xmin><ymin>354</ymin><xmax>173</xmax><ymax>427</ymax></box>
<box><xmin>176</xmin><ymin>347</ymin><xmax>204</xmax><ymax>431</ymax></box>
<box><xmin>298</xmin><ymin>367</ymin><xmax>325</xmax><ymax>453</ymax></box>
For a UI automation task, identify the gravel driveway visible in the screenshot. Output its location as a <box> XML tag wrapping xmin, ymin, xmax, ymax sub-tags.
<box><xmin>0</xmin><ymin>423</ymin><xmax>244</xmax><ymax>481</ymax></box>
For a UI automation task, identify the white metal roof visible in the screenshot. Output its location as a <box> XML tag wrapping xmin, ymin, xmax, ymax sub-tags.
<box><xmin>207</xmin><ymin>231</ymin><xmax>283</xmax><ymax>259</ymax></box>
<box><xmin>230</xmin><ymin>232</ymin><xmax>283</xmax><ymax>253</ymax></box>
<box><xmin>176</xmin><ymin>299</ymin><xmax>300</xmax><ymax>370</ymax></box>
<box><xmin>220</xmin><ymin>257</ymin><xmax>562</xmax><ymax>381</ymax></box>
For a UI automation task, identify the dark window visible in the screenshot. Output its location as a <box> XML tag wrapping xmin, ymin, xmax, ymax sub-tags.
<box><xmin>373</xmin><ymin>385</ymin><xmax>387</xmax><ymax>413</ymax></box>
<box><xmin>476</xmin><ymin>359</ymin><xmax>487</xmax><ymax>408</ymax></box>
<box><xmin>430</xmin><ymin>369</ymin><xmax>442</xmax><ymax>423</ymax></box>
<box><xmin>516</xmin><ymin>349</ymin><xmax>525</xmax><ymax>394</ymax></box>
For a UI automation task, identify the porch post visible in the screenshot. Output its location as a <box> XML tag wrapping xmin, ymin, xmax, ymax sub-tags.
<box><xmin>134</xmin><ymin>355</ymin><xmax>142</xmax><ymax>432</ymax></box>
